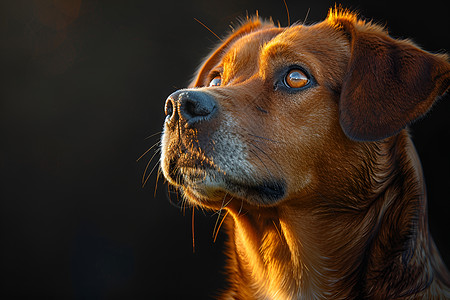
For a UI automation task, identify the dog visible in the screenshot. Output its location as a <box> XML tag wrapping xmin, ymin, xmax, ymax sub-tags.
<box><xmin>160</xmin><ymin>8</ymin><xmax>450</xmax><ymax>299</ymax></box>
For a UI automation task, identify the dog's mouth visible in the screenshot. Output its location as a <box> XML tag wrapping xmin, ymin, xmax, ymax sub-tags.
<box><xmin>184</xmin><ymin>168</ymin><xmax>285</xmax><ymax>204</ymax></box>
<box><xmin>163</xmin><ymin>153</ymin><xmax>286</xmax><ymax>207</ymax></box>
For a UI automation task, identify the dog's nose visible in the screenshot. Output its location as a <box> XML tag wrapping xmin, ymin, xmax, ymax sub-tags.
<box><xmin>165</xmin><ymin>90</ymin><xmax>217</xmax><ymax>126</ymax></box>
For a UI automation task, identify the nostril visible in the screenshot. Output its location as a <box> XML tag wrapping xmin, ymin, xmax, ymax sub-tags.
<box><xmin>165</xmin><ymin>98</ymin><xmax>174</xmax><ymax>119</ymax></box>
<box><xmin>184</xmin><ymin>98</ymin><xmax>210</xmax><ymax>117</ymax></box>
<box><xmin>181</xmin><ymin>93</ymin><xmax>216</xmax><ymax>121</ymax></box>
<box><xmin>184</xmin><ymin>99</ymin><xmax>196</xmax><ymax>117</ymax></box>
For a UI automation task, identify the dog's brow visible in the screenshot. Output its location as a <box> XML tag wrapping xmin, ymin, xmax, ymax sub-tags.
<box><xmin>220</xmin><ymin>33</ymin><xmax>281</xmax><ymax>83</ymax></box>
<box><xmin>223</xmin><ymin>48</ymin><xmax>238</xmax><ymax>66</ymax></box>
<box><xmin>261</xmin><ymin>42</ymin><xmax>290</xmax><ymax>61</ymax></box>
<box><xmin>259</xmin><ymin>41</ymin><xmax>299</xmax><ymax>79</ymax></box>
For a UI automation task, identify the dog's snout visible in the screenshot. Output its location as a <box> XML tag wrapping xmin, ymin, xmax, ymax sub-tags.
<box><xmin>165</xmin><ymin>90</ymin><xmax>217</xmax><ymax>126</ymax></box>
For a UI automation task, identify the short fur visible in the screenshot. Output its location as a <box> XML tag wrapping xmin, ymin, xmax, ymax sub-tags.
<box><xmin>160</xmin><ymin>8</ymin><xmax>450</xmax><ymax>299</ymax></box>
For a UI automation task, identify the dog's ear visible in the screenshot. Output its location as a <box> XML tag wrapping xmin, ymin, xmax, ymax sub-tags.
<box><xmin>330</xmin><ymin>12</ymin><xmax>450</xmax><ymax>141</ymax></box>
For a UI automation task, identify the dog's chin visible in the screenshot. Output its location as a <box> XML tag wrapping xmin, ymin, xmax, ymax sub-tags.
<box><xmin>176</xmin><ymin>167</ymin><xmax>287</xmax><ymax>208</ymax></box>
<box><xmin>179</xmin><ymin>168</ymin><xmax>228</xmax><ymax>208</ymax></box>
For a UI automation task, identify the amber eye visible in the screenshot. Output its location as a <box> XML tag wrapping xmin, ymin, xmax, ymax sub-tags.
<box><xmin>209</xmin><ymin>76</ymin><xmax>221</xmax><ymax>87</ymax></box>
<box><xmin>285</xmin><ymin>69</ymin><xmax>309</xmax><ymax>89</ymax></box>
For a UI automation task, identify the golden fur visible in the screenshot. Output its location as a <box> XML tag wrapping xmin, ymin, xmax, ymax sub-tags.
<box><xmin>161</xmin><ymin>8</ymin><xmax>450</xmax><ymax>299</ymax></box>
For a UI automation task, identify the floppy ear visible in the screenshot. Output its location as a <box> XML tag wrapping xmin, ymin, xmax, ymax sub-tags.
<box><xmin>337</xmin><ymin>20</ymin><xmax>450</xmax><ymax>141</ymax></box>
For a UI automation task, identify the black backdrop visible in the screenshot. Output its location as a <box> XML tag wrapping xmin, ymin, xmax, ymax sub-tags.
<box><xmin>1</xmin><ymin>0</ymin><xmax>449</xmax><ymax>298</ymax></box>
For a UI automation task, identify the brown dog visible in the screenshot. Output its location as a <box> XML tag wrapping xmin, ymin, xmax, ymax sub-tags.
<box><xmin>160</xmin><ymin>8</ymin><xmax>450</xmax><ymax>299</ymax></box>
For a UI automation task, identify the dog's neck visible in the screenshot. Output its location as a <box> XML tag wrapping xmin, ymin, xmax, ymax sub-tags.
<box><xmin>224</xmin><ymin>132</ymin><xmax>449</xmax><ymax>299</ymax></box>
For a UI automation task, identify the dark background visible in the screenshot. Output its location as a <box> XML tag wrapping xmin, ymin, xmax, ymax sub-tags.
<box><xmin>1</xmin><ymin>0</ymin><xmax>449</xmax><ymax>298</ymax></box>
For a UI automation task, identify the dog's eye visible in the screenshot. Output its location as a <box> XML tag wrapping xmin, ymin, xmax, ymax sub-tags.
<box><xmin>285</xmin><ymin>69</ymin><xmax>309</xmax><ymax>89</ymax></box>
<box><xmin>209</xmin><ymin>76</ymin><xmax>221</xmax><ymax>87</ymax></box>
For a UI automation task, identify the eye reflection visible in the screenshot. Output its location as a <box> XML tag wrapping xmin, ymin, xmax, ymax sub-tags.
<box><xmin>209</xmin><ymin>76</ymin><xmax>221</xmax><ymax>87</ymax></box>
<box><xmin>285</xmin><ymin>69</ymin><xmax>309</xmax><ymax>89</ymax></box>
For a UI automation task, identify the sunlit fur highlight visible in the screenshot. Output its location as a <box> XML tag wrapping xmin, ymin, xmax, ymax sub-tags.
<box><xmin>161</xmin><ymin>7</ymin><xmax>450</xmax><ymax>299</ymax></box>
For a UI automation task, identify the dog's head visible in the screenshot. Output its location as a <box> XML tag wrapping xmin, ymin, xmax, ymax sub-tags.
<box><xmin>161</xmin><ymin>9</ymin><xmax>450</xmax><ymax>209</ymax></box>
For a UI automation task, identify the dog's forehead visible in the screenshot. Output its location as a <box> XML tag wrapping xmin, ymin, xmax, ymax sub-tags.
<box><xmin>222</xmin><ymin>23</ymin><xmax>350</xmax><ymax>86</ymax></box>
<box><xmin>192</xmin><ymin>19</ymin><xmax>350</xmax><ymax>88</ymax></box>
<box><xmin>226</xmin><ymin>28</ymin><xmax>281</xmax><ymax>53</ymax></box>
<box><xmin>220</xmin><ymin>28</ymin><xmax>282</xmax><ymax>77</ymax></box>
<box><xmin>262</xmin><ymin>24</ymin><xmax>349</xmax><ymax>63</ymax></box>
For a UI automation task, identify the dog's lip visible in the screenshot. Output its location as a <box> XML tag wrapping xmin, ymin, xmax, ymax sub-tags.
<box><xmin>225</xmin><ymin>179</ymin><xmax>286</xmax><ymax>205</ymax></box>
<box><xmin>179</xmin><ymin>167</ymin><xmax>286</xmax><ymax>205</ymax></box>
<box><xmin>179</xmin><ymin>167</ymin><xmax>224</xmax><ymax>190</ymax></box>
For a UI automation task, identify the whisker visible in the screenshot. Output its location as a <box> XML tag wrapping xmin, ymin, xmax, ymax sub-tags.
<box><xmin>194</xmin><ymin>18</ymin><xmax>223</xmax><ymax>41</ymax></box>
<box><xmin>247</xmin><ymin>132</ymin><xmax>281</xmax><ymax>144</ymax></box>
<box><xmin>144</xmin><ymin>131</ymin><xmax>163</xmax><ymax>140</ymax></box>
<box><xmin>192</xmin><ymin>206</ymin><xmax>196</xmax><ymax>253</ymax></box>
<box><xmin>212</xmin><ymin>211</ymin><xmax>222</xmax><ymax>238</ymax></box>
<box><xmin>213</xmin><ymin>210</ymin><xmax>229</xmax><ymax>243</ymax></box>
<box><xmin>283</xmin><ymin>0</ymin><xmax>290</xmax><ymax>26</ymax></box>
<box><xmin>141</xmin><ymin>147</ymin><xmax>161</xmax><ymax>184</ymax></box>
<box><xmin>249</xmin><ymin>141</ymin><xmax>277</xmax><ymax>163</ymax></box>
<box><xmin>212</xmin><ymin>194</ymin><xmax>228</xmax><ymax>236</ymax></box>
<box><xmin>176</xmin><ymin>188</ymin><xmax>185</xmax><ymax>215</ymax></box>
<box><xmin>223</xmin><ymin>196</ymin><xmax>234</xmax><ymax>208</ymax></box>
<box><xmin>153</xmin><ymin>166</ymin><xmax>162</xmax><ymax>197</ymax></box>
<box><xmin>303</xmin><ymin>7</ymin><xmax>311</xmax><ymax>25</ymax></box>
<box><xmin>142</xmin><ymin>157</ymin><xmax>161</xmax><ymax>188</ymax></box>
<box><xmin>198</xmin><ymin>202</ymin><xmax>207</xmax><ymax>215</ymax></box>
<box><xmin>137</xmin><ymin>140</ymin><xmax>161</xmax><ymax>162</ymax></box>
<box><xmin>238</xmin><ymin>199</ymin><xmax>244</xmax><ymax>216</ymax></box>
<box><xmin>166</xmin><ymin>184</ymin><xmax>185</xmax><ymax>210</ymax></box>
<box><xmin>248</xmin><ymin>139</ymin><xmax>283</xmax><ymax>176</ymax></box>
<box><xmin>249</xmin><ymin>148</ymin><xmax>276</xmax><ymax>184</ymax></box>
<box><xmin>167</xmin><ymin>183</ymin><xmax>172</xmax><ymax>203</ymax></box>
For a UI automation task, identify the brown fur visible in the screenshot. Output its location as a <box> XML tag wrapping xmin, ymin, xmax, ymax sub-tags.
<box><xmin>161</xmin><ymin>8</ymin><xmax>450</xmax><ymax>299</ymax></box>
